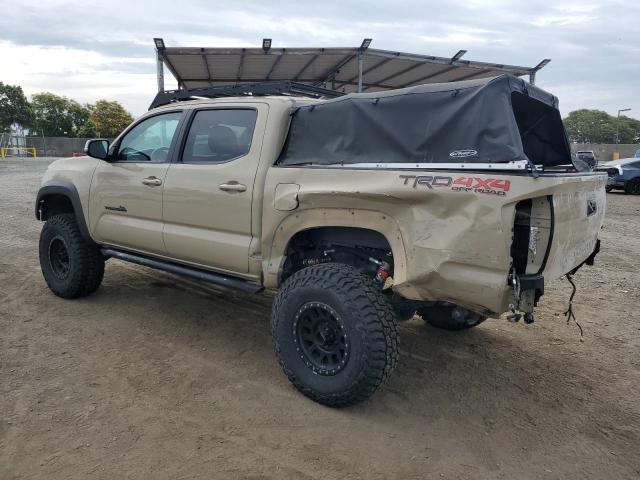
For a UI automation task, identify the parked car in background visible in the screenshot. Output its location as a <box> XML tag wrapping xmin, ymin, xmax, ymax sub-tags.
<box><xmin>601</xmin><ymin>158</ymin><xmax>640</xmax><ymax>194</ymax></box>
<box><xmin>576</xmin><ymin>150</ymin><xmax>597</xmax><ymax>168</ymax></box>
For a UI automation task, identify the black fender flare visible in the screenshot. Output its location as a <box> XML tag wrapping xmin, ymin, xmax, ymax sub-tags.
<box><xmin>35</xmin><ymin>181</ymin><xmax>94</xmax><ymax>244</ymax></box>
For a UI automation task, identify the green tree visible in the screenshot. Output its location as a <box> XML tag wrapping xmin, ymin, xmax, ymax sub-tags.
<box><xmin>77</xmin><ymin>119</ymin><xmax>98</xmax><ymax>138</ymax></box>
<box><xmin>0</xmin><ymin>82</ymin><xmax>32</xmax><ymax>132</ymax></box>
<box><xmin>68</xmin><ymin>100</ymin><xmax>92</xmax><ymax>135</ymax></box>
<box><xmin>31</xmin><ymin>92</ymin><xmax>74</xmax><ymax>136</ymax></box>
<box><xmin>618</xmin><ymin>116</ymin><xmax>640</xmax><ymax>144</ymax></box>
<box><xmin>31</xmin><ymin>93</ymin><xmax>94</xmax><ymax>137</ymax></box>
<box><xmin>564</xmin><ymin>109</ymin><xmax>640</xmax><ymax>144</ymax></box>
<box><xmin>89</xmin><ymin>100</ymin><xmax>133</xmax><ymax>138</ymax></box>
<box><xmin>563</xmin><ymin>109</ymin><xmax>616</xmax><ymax>143</ymax></box>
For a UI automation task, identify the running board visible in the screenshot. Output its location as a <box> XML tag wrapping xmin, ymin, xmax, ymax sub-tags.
<box><xmin>101</xmin><ymin>248</ymin><xmax>264</xmax><ymax>294</ymax></box>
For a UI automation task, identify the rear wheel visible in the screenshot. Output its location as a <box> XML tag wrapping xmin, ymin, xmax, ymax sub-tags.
<box><xmin>39</xmin><ymin>214</ymin><xmax>105</xmax><ymax>299</ymax></box>
<box><xmin>418</xmin><ymin>304</ymin><xmax>486</xmax><ymax>331</ymax></box>
<box><xmin>605</xmin><ymin>186</ymin><xmax>613</xmax><ymax>193</ymax></box>
<box><xmin>625</xmin><ymin>178</ymin><xmax>640</xmax><ymax>195</ymax></box>
<box><xmin>271</xmin><ymin>263</ymin><xmax>399</xmax><ymax>407</ymax></box>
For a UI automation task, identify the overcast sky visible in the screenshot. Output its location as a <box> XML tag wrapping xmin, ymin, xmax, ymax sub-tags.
<box><xmin>0</xmin><ymin>0</ymin><xmax>637</xmax><ymax>119</ymax></box>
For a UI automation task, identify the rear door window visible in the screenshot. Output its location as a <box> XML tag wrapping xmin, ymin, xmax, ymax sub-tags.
<box><xmin>182</xmin><ymin>109</ymin><xmax>257</xmax><ymax>163</ymax></box>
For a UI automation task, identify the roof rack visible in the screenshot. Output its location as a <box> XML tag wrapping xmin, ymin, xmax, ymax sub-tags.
<box><xmin>149</xmin><ymin>81</ymin><xmax>344</xmax><ymax>109</ymax></box>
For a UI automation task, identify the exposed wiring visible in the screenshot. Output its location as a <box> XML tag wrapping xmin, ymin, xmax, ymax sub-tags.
<box><xmin>564</xmin><ymin>273</ymin><xmax>584</xmax><ymax>339</ymax></box>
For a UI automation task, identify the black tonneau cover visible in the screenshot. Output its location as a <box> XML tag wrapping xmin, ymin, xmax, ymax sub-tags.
<box><xmin>278</xmin><ymin>74</ymin><xmax>571</xmax><ymax>168</ymax></box>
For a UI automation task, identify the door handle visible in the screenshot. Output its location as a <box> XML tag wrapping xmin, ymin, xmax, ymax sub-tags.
<box><xmin>219</xmin><ymin>182</ymin><xmax>247</xmax><ymax>192</ymax></box>
<box><xmin>142</xmin><ymin>176</ymin><xmax>162</xmax><ymax>186</ymax></box>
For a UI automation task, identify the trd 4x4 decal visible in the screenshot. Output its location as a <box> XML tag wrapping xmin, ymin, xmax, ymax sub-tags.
<box><xmin>399</xmin><ymin>175</ymin><xmax>511</xmax><ymax>196</ymax></box>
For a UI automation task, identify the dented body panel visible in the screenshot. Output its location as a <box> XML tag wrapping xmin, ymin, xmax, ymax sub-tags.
<box><xmin>263</xmin><ymin>167</ymin><xmax>606</xmax><ymax>315</ymax></box>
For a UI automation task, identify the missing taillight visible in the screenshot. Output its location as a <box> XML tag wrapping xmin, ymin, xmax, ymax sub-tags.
<box><xmin>511</xmin><ymin>199</ymin><xmax>532</xmax><ymax>275</ymax></box>
<box><xmin>510</xmin><ymin>196</ymin><xmax>553</xmax><ymax>275</ymax></box>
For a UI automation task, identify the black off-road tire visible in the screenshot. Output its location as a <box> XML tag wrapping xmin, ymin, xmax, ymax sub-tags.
<box><xmin>271</xmin><ymin>263</ymin><xmax>400</xmax><ymax>407</ymax></box>
<box><xmin>605</xmin><ymin>186</ymin><xmax>613</xmax><ymax>193</ymax></box>
<box><xmin>625</xmin><ymin>178</ymin><xmax>640</xmax><ymax>195</ymax></box>
<box><xmin>39</xmin><ymin>214</ymin><xmax>105</xmax><ymax>299</ymax></box>
<box><xmin>418</xmin><ymin>304</ymin><xmax>486</xmax><ymax>331</ymax></box>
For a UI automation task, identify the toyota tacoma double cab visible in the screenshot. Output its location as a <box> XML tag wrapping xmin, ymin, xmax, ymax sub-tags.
<box><xmin>36</xmin><ymin>75</ymin><xmax>606</xmax><ymax>407</ymax></box>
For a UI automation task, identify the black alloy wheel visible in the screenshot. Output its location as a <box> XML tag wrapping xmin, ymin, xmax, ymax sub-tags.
<box><xmin>48</xmin><ymin>236</ymin><xmax>71</xmax><ymax>280</ymax></box>
<box><xmin>294</xmin><ymin>302</ymin><xmax>349</xmax><ymax>376</ymax></box>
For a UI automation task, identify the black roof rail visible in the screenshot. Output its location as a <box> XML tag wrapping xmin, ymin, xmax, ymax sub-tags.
<box><xmin>149</xmin><ymin>81</ymin><xmax>344</xmax><ymax>109</ymax></box>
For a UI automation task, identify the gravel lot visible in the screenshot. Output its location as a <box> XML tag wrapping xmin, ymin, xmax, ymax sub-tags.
<box><xmin>1</xmin><ymin>158</ymin><xmax>639</xmax><ymax>479</ymax></box>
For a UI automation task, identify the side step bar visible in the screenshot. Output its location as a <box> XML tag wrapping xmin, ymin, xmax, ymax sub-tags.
<box><xmin>101</xmin><ymin>248</ymin><xmax>264</xmax><ymax>294</ymax></box>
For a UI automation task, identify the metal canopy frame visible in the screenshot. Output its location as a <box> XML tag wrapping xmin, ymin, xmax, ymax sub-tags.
<box><xmin>153</xmin><ymin>38</ymin><xmax>550</xmax><ymax>94</ymax></box>
<box><xmin>149</xmin><ymin>81</ymin><xmax>344</xmax><ymax>109</ymax></box>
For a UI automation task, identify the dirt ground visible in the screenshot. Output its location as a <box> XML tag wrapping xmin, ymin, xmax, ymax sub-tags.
<box><xmin>1</xmin><ymin>158</ymin><xmax>639</xmax><ymax>480</ymax></box>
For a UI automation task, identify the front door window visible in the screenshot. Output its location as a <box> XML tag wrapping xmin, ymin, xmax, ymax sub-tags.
<box><xmin>116</xmin><ymin>112</ymin><xmax>182</xmax><ymax>162</ymax></box>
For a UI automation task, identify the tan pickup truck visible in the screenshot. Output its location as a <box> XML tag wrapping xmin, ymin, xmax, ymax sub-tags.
<box><xmin>36</xmin><ymin>75</ymin><xmax>605</xmax><ymax>406</ymax></box>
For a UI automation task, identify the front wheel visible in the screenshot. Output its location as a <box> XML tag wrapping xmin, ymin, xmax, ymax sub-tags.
<box><xmin>271</xmin><ymin>263</ymin><xmax>399</xmax><ymax>407</ymax></box>
<box><xmin>39</xmin><ymin>214</ymin><xmax>105</xmax><ymax>299</ymax></box>
<box><xmin>418</xmin><ymin>304</ymin><xmax>486</xmax><ymax>331</ymax></box>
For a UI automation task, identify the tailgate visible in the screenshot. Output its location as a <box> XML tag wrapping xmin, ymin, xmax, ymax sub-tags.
<box><xmin>526</xmin><ymin>173</ymin><xmax>606</xmax><ymax>281</ymax></box>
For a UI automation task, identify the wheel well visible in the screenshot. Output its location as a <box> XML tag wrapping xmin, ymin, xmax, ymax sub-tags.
<box><xmin>38</xmin><ymin>194</ymin><xmax>74</xmax><ymax>220</ymax></box>
<box><xmin>281</xmin><ymin>227</ymin><xmax>394</xmax><ymax>283</ymax></box>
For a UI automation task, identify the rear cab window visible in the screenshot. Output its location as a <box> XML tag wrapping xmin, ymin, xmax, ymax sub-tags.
<box><xmin>181</xmin><ymin>109</ymin><xmax>258</xmax><ymax>164</ymax></box>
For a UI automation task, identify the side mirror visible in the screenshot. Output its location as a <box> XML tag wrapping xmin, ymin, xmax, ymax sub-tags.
<box><xmin>84</xmin><ymin>139</ymin><xmax>110</xmax><ymax>160</ymax></box>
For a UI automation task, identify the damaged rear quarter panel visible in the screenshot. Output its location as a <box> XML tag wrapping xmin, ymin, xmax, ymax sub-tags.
<box><xmin>262</xmin><ymin>167</ymin><xmax>606</xmax><ymax>315</ymax></box>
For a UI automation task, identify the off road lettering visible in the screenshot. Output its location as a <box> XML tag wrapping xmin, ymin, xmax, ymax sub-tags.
<box><xmin>401</xmin><ymin>175</ymin><xmax>511</xmax><ymax>196</ymax></box>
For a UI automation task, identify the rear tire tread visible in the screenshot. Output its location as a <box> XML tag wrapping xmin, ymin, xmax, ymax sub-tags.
<box><xmin>271</xmin><ymin>264</ymin><xmax>399</xmax><ymax>407</ymax></box>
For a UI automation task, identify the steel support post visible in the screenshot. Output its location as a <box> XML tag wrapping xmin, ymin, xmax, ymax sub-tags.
<box><xmin>156</xmin><ymin>50</ymin><xmax>165</xmax><ymax>92</ymax></box>
<box><xmin>357</xmin><ymin>50</ymin><xmax>364</xmax><ymax>92</ymax></box>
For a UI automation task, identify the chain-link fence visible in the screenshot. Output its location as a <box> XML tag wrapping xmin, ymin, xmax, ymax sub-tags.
<box><xmin>23</xmin><ymin>137</ymin><xmax>93</xmax><ymax>157</ymax></box>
